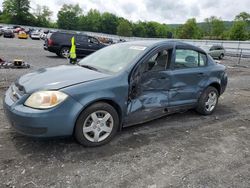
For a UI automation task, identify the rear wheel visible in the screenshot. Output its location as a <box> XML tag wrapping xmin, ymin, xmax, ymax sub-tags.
<box><xmin>60</xmin><ymin>47</ymin><xmax>70</xmax><ymax>58</ymax></box>
<box><xmin>196</xmin><ymin>86</ymin><xmax>219</xmax><ymax>115</ymax></box>
<box><xmin>74</xmin><ymin>102</ymin><xmax>119</xmax><ymax>147</ymax></box>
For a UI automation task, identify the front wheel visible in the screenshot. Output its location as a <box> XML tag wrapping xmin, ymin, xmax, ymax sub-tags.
<box><xmin>219</xmin><ymin>53</ymin><xmax>224</xmax><ymax>60</ymax></box>
<box><xmin>74</xmin><ymin>102</ymin><xmax>119</xmax><ymax>147</ymax></box>
<box><xmin>196</xmin><ymin>86</ymin><xmax>219</xmax><ymax>115</ymax></box>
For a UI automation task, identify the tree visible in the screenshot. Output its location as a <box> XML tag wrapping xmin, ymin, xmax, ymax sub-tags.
<box><xmin>176</xmin><ymin>18</ymin><xmax>202</xmax><ymax>39</ymax></box>
<box><xmin>101</xmin><ymin>12</ymin><xmax>118</xmax><ymax>34</ymax></box>
<box><xmin>2</xmin><ymin>0</ymin><xmax>33</xmax><ymax>24</ymax></box>
<box><xmin>144</xmin><ymin>21</ymin><xmax>159</xmax><ymax>37</ymax></box>
<box><xmin>132</xmin><ymin>22</ymin><xmax>147</xmax><ymax>37</ymax></box>
<box><xmin>117</xmin><ymin>19</ymin><xmax>132</xmax><ymax>37</ymax></box>
<box><xmin>87</xmin><ymin>9</ymin><xmax>102</xmax><ymax>32</ymax></box>
<box><xmin>229</xmin><ymin>21</ymin><xmax>248</xmax><ymax>40</ymax></box>
<box><xmin>34</xmin><ymin>5</ymin><xmax>53</xmax><ymax>27</ymax></box>
<box><xmin>57</xmin><ymin>4</ymin><xmax>82</xmax><ymax>30</ymax></box>
<box><xmin>234</xmin><ymin>12</ymin><xmax>250</xmax><ymax>40</ymax></box>
<box><xmin>82</xmin><ymin>9</ymin><xmax>102</xmax><ymax>32</ymax></box>
<box><xmin>203</xmin><ymin>16</ymin><xmax>225</xmax><ymax>38</ymax></box>
<box><xmin>210</xmin><ymin>17</ymin><xmax>225</xmax><ymax>39</ymax></box>
<box><xmin>155</xmin><ymin>24</ymin><xmax>169</xmax><ymax>38</ymax></box>
<box><xmin>235</xmin><ymin>12</ymin><xmax>250</xmax><ymax>22</ymax></box>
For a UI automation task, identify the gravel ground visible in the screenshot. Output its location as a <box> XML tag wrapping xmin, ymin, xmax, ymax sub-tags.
<box><xmin>0</xmin><ymin>37</ymin><xmax>250</xmax><ymax>188</ymax></box>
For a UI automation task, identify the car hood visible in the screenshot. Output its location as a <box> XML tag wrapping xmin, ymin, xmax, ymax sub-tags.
<box><xmin>17</xmin><ymin>65</ymin><xmax>110</xmax><ymax>93</ymax></box>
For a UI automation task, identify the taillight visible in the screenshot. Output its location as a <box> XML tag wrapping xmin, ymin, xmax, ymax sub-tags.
<box><xmin>48</xmin><ymin>39</ymin><xmax>54</xmax><ymax>46</ymax></box>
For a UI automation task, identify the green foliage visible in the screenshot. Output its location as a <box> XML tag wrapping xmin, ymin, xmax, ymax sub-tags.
<box><xmin>57</xmin><ymin>4</ymin><xmax>82</xmax><ymax>30</ymax></box>
<box><xmin>83</xmin><ymin>9</ymin><xmax>102</xmax><ymax>32</ymax></box>
<box><xmin>2</xmin><ymin>0</ymin><xmax>33</xmax><ymax>24</ymax></box>
<box><xmin>132</xmin><ymin>22</ymin><xmax>147</xmax><ymax>37</ymax></box>
<box><xmin>211</xmin><ymin>18</ymin><xmax>225</xmax><ymax>38</ymax></box>
<box><xmin>144</xmin><ymin>21</ymin><xmax>159</xmax><ymax>37</ymax></box>
<box><xmin>176</xmin><ymin>18</ymin><xmax>202</xmax><ymax>39</ymax></box>
<box><xmin>117</xmin><ymin>20</ymin><xmax>132</xmax><ymax>37</ymax></box>
<box><xmin>101</xmin><ymin>12</ymin><xmax>118</xmax><ymax>34</ymax></box>
<box><xmin>229</xmin><ymin>21</ymin><xmax>248</xmax><ymax>40</ymax></box>
<box><xmin>34</xmin><ymin>5</ymin><xmax>53</xmax><ymax>27</ymax></box>
<box><xmin>235</xmin><ymin>12</ymin><xmax>250</xmax><ymax>22</ymax></box>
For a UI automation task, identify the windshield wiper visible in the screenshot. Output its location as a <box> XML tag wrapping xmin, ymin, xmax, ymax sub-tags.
<box><xmin>78</xmin><ymin>64</ymin><xmax>99</xmax><ymax>71</ymax></box>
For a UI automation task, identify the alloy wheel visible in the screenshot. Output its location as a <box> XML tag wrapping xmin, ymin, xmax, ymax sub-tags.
<box><xmin>205</xmin><ymin>91</ymin><xmax>217</xmax><ymax>112</ymax></box>
<box><xmin>82</xmin><ymin>110</ymin><xmax>114</xmax><ymax>143</ymax></box>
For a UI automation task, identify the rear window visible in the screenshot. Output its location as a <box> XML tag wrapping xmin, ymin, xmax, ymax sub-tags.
<box><xmin>51</xmin><ymin>33</ymin><xmax>72</xmax><ymax>41</ymax></box>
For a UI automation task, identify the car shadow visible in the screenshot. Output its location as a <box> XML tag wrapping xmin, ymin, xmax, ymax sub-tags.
<box><xmin>10</xmin><ymin>103</ymin><xmax>238</xmax><ymax>164</ymax></box>
<box><xmin>46</xmin><ymin>55</ymin><xmax>63</xmax><ymax>59</ymax></box>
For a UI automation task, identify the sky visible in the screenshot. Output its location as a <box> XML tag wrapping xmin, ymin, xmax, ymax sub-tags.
<box><xmin>0</xmin><ymin>0</ymin><xmax>249</xmax><ymax>24</ymax></box>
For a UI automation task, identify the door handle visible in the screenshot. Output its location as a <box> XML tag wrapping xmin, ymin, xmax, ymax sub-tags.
<box><xmin>197</xmin><ymin>73</ymin><xmax>204</xmax><ymax>76</ymax></box>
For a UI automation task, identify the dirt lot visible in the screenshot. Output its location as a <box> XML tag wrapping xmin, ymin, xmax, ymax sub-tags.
<box><xmin>0</xmin><ymin>37</ymin><xmax>250</xmax><ymax>188</ymax></box>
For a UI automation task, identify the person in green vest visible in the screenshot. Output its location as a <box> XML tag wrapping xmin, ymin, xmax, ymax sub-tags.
<box><xmin>69</xmin><ymin>36</ymin><xmax>77</xmax><ymax>64</ymax></box>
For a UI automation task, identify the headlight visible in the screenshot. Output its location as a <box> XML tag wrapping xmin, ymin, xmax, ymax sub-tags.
<box><xmin>24</xmin><ymin>91</ymin><xmax>68</xmax><ymax>109</ymax></box>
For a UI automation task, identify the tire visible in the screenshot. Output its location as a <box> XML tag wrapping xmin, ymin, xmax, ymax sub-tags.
<box><xmin>60</xmin><ymin>47</ymin><xmax>70</xmax><ymax>58</ymax></box>
<box><xmin>74</xmin><ymin>102</ymin><xmax>119</xmax><ymax>147</ymax></box>
<box><xmin>219</xmin><ymin>53</ymin><xmax>224</xmax><ymax>60</ymax></box>
<box><xmin>196</xmin><ymin>86</ymin><xmax>219</xmax><ymax>115</ymax></box>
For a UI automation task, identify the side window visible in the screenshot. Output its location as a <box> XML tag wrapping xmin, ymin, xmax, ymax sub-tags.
<box><xmin>174</xmin><ymin>49</ymin><xmax>206</xmax><ymax>69</ymax></box>
<box><xmin>141</xmin><ymin>49</ymin><xmax>171</xmax><ymax>72</ymax></box>
<box><xmin>88</xmin><ymin>37</ymin><xmax>99</xmax><ymax>44</ymax></box>
<box><xmin>76</xmin><ymin>35</ymin><xmax>87</xmax><ymax>42</ymax></box>
<box><xmin>210</xmin><ymin>46</ymin><xmax>215</xmax><ymax>51</ymax></box>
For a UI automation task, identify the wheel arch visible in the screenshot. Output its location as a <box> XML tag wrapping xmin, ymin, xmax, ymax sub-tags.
<box><xmin>208</xmin><ymin>82</ymin><xmax>221</xmax><ymax>95</ymax></box>
<box><xmin>74</xmin><ymin>99</ymin><xmax>123</xmax><ymax>133</ymax></box>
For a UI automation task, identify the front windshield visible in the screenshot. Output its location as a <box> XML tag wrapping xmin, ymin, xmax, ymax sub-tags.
<box><xmin>78</xmin><ymin>43</ymin><xmax>147</xmax><ymax>74</ymax></box>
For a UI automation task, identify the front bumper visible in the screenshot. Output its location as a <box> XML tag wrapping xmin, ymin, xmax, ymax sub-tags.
<box><xmin>18</xmin><ymin>36</ymin><xmax>28</xmax><ymax>39</ymax></box>
<box><xmin>3</xmin><ymin>87</ymin><xmax>83</xmax><ymax>137</ymax></box>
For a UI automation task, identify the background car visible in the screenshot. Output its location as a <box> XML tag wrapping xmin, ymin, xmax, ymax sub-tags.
<box><xmin>14</xmin><ymin>27</ymin><xmax>24</xmax><ymax>33</ymax></box>
<box><xmin>200</xmin><ymin>45</ymin><xmax>225</xmax><ymax>59</ymax></box>
<box><xmin>17</xmin><ymin>31</ymin><xmax>28</xmax><ymax>39</ymax></box>
<box><xmin>4</xmin><ymin>41</ymin><xmax>227</xmax><ymax>147</ymax></box>
<box><xmin>3</xmin><ymin>30</ymin><xmax>15</xmax><ymax>38</ymax></box>
<box><xmin>98</xmin><ymin>37</ymin><xmax>114</xmax><ymax>44</ymax></box>
<box><xmin>44</xmin><ymin>31</ymin><xmax>106</xmax><ymax>57</ymax></box>
<box><xmin>30</xmin><ymin>30</ymin><xmax>41</xmax><ymax>40</ymax></box>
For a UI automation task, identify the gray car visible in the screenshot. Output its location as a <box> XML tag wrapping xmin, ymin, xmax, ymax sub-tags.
<box><xmin>200</xmin><ymin>45</ymin><xmax>225</xmax><ymax>60</ymax></box>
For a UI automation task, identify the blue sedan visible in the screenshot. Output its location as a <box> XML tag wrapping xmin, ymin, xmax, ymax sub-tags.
<box><xmin>3</xmin><ymin>40</ymin><xmax>228</xmax><ymax>146</ymax></box>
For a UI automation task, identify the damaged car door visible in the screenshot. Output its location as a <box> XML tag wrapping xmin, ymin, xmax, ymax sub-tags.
<box><xmin>125</xmin><ymin>47</ymin><xmax>173</xmax><ymax>126</ymax></box>
<box><xmin>168</xmin><ymin>47</ymin><xmax>208</xmax><ymax>107</ymax></box>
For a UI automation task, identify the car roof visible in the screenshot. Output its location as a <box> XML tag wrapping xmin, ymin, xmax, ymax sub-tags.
<box><xmin>123</xmin><ymin>40</ymin><xmax>206</xmax><ymax>53</ymax></box>
<box><xmin>54</xmin><ymin>31</ymin><xmax>88</xmax><ymax>37</ymax></box>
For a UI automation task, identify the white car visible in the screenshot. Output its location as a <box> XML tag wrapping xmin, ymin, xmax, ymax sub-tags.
<box><xmin>40</xmin><ymin>32</ymin><xmax>47</xmax><ymax>40</ymax></box>
<box><xmin>30</xmin><ymin>31</ymin><xmax>41</xmax><ymax>40</ymax></box>
<box><xmin>200</xmin><ymin>45</ymin><xmax>226</xmax><ymax>60</ymax></box>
